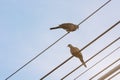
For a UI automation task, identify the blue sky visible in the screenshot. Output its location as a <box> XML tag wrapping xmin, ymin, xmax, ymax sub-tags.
<box><xmin>0</xmin><ymin>0</ymin><xmax>120</xmax><ymax>80</ymax></box>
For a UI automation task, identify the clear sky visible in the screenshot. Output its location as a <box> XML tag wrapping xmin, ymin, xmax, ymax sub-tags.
<box><xmin>0</xmin><ymin>0</ymin><xmax>120</xmax><ymax>80</ymax></box>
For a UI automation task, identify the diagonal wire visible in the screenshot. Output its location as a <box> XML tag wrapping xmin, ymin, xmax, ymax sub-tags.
<box><xmin>5</xmin><ymin>0</ymin><xmax>112</xmax><ymax>80</ymax></box>
<box><xmin>41</xmin><ymin>21</ymin><xmax>120</xmax><ymax>80</ymax></box>
<box><xmin>89</xmin><ymin>58</ymin><xmax>120</xmax><ymax>80</ymax></box>
<box><xmin>5</xmin><ymin>32</ymin><xmax>69</xmax><ymax>80</ymax></box>
<box><xmin>108</xmin><ymin>71</ymin><xmax>120</xmax><ymax>80</ymax></box>
<box><xmin>98</xmin><ymin>64</ymin><xmax>120</xmax><ymax>80</ymax></box>
<box><xmin>74</xmin><ymin>46</ymin><xmax>120</xmax><ymax>80</ymax></box>
<box><xmin>61</xmin><ymin>37</ymin><xmax>120</xmax><ymax>80</ymax></box>
<box><xmin>77</xmin><ymin>0</ymin><xmax>111</xmax><ymax>26</ymax></box>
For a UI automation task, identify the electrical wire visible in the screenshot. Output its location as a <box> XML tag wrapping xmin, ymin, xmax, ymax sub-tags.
<box><xmin>108</xmin><ymin>71</ymin><xmax>120</xmax><ymax>80</ymax></box>
<box><xmin>41</xmin><ymin>20</ymin><xmax>120</xmax><ymax>80</ymax></box>
<box><xmin>74</xmin><ymin>46</ymin><xmax>120</xmax><ymax>80</ymax></box>
<box><xmin>77</xmin><ymin>0</ymin><xmax>111</xmax><ymax>26</ymax></box>
<box><xmin>61</xmin><ymin>37</ymin><xmax>120</xmax><ymax>80</ymax></box>
<box><xmin>5</xmin><ymin>0</ymin><xmax>112</xmax><ymax>80</ymax></box>
<box><xmin>98</xmin><ymin>64</ymin><xmax>120</xmax><ymax>80</ymax></box>
<box><xmin>89</xmin><ymin>58</ymin><xmax>120</xmax><ymax>80</ymax></box>
<box><xmin>5</xmin><ymin>32</ymin><xmax>69</xmax><ymax>80</ymax></box>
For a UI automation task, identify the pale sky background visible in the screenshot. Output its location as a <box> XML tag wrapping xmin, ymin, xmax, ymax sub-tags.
<box><xmin>0</xmin><ymin>0</ymin><xmax>120</xmax><ymax>80</ymax></box>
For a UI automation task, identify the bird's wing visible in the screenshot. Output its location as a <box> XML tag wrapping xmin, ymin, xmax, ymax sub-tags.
<box><xmin>59</xmin><ymin>24</ymin><xmax>70</xmax><ymax>29</ymax></box>
<box><xmin>70</xmin><ymin>47</ymin><xmax>79</xmax><ymax>53</ymax></box>
<box><xmin>70</xmin><ymin>47</ymin><xmax>80</xmax><ymax>56</ymax></box>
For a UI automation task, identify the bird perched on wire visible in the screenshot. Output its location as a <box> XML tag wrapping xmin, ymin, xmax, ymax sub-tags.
<box><xmin>68</xmin><ymin>44</ymin><xmax>87</xmax><ymax>68</ymax></box>
<box><xmin>50</xmin><ymin>23</ymin><xmax>79</xmax><ymax>32</ymax></box>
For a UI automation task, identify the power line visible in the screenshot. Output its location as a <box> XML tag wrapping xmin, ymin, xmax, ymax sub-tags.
<box><xmin>41</xmin><ymin>21</ymin><xmax>120</xmax><ymax>80</ymax></box>
<box><xmin>108</xmin><ymin>71</ymin><xmax>120</xmax><ymax>80</ymax></box>
<box><xmin>89</xmin><ymin>58</ymin><xmax>120</xmax><ymax>80</ymax></box>
<box><xmin>79</xmin><ymin>20</ymin><xmax>119</xmax><ymax>52</ymax></box>
<box><xmin>5</xmin><ymin>32</ymin><xmax>69</xmax><ymax>80</ymax></box>
<box><xmin>5</xmin><ymin>0</ymin><xmax>112</xmax><ymax>80</ymax></box>
<box><xmin>74</xmin><ymin>46</ymin><xmax>120</xmax><ymax>80</ymax></box>
<box><xmin>61</xmin><ymin>37</ymin><xmax>120</xmax><ymax>80</ymax></box>
<box><xmin>98</xmin><ymin>64</ymin><xmax>120</xmax><ymax>80</ymax></box>
<box><xmin>77</xmin><ymin>0</ymin><xmax>111</xmax><ymax>26</ymax></box>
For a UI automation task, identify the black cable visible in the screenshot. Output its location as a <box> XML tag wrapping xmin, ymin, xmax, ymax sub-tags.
<box><xmin>74</xmin><ymin>46</ymin><xmax>120</xmax><ymax>80</ymax></box>
<box><xmin>77</xmin><ymin>0</ymin><xmax>111</xmax><ymax>26</ymax></box>
<box><xmin>5</xmin><ymin>0</ymin><xmax>112</xmax><ymax>80</ymax></box>
<box><xmin>89</xmin><ymin>58</ymin><xmax>120</xmax><ymax>80</ymax></box>
<box><xmin>41</xmin><ymin>21</ymin><xmax>120</xmax><ymax>80</ymax></box>
<box><xmin>61</xmin><ymin>37</ymin><xmax>120</xmax><ymax>80</ymax></box>
<box><xmin>5</xmin><ymin>32</ymin><xmax>69</xmax><ymax>80</ymax></box>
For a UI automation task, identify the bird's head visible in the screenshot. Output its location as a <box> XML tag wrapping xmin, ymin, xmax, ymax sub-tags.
<box><xmin>68</xmin><ymin>44</ymin><xmax>72</xmax><ymax>47</ymax></box>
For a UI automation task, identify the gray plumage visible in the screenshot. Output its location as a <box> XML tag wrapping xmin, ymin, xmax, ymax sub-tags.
<box><xmin>68</xmin><ymin>44</ymin><xmax>87</xmax><ymax>68</ymax></box>
<box><xmin>50</xmin><ymin>23</ymin><xmax>79</xmax><ymax>32</ymax></box>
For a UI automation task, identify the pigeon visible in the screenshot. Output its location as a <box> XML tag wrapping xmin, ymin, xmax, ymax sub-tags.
<box><xmin>50</xmin><ymin>23</ymin><xmax>79</xmax><ymax>32</ymax></box>
<box><xmin>68</xmin><ymin>44</ymin><xmax>87</xmax><ymax>68</ymax></box>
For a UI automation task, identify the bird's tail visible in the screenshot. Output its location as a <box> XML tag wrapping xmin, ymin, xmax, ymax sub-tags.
<box><xmin>79</xmin><ymin>58</ymin><xmax>87</xmax><ymax>68</ymax></box>
<box><xmin>50</xmin><ymin>26</ymin><xmax>60</xmax><ymax>30</ymax></box>
<box><xmin>82</xmin><ymin>62</ymin><xmax>87</xmax><ymax>68</ymax></box>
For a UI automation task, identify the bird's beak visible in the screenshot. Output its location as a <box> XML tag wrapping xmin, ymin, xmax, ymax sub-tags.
<box><xmin>68</xmin><ymin>44</ymin><xmax>71</xmax><ymax>47</ymax></box>
<box><xmin>67</xmin><ymin>45</ymin><xmax>69</xmax><ymax>47</ymax></box>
